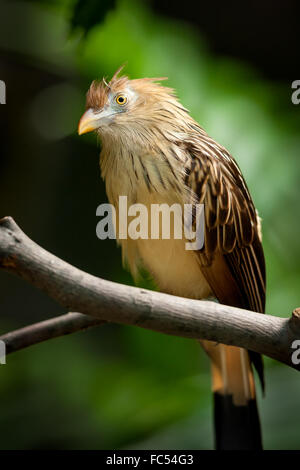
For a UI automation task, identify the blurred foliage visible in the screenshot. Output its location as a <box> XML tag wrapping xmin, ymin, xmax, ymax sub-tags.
<box><xmin>70</xmin><ymin>0</ymin><xmax>117</xmax><ymax>36</ymax></box>
<box><xmin>0</xmin><ymin>0</ymin><xmax>300</xmax><ymax>450</ymax></box>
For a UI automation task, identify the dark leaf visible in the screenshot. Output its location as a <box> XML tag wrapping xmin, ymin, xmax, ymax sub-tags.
<box><xmin>70</xmin><ymin>0</ymin><xmax>117</xmax><ymax>35</ymax></box>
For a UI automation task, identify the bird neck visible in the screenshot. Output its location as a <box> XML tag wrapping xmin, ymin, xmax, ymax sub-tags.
<box><xmin>99</xmin><ymin>129</ymin><xmax>189</xmax><ymax>209</ymax></box>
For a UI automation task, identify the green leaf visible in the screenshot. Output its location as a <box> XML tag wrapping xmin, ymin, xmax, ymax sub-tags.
<box><xmin>70</xmin><ymin>0</ymin><xmax>117</xmax><ymax>35</ymax></box>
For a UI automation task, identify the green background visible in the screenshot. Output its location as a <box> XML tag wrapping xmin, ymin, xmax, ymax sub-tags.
<box><xmin>0</xmin><ymin>0</ymin><xmax>299</xmax><ymax>449</ymax></box>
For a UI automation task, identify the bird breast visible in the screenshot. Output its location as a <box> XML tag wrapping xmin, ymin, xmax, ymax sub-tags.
<box><xmin>100</xmin><ymin>146</ymin><xmax>212</xmax><ymax>300</ymax></box>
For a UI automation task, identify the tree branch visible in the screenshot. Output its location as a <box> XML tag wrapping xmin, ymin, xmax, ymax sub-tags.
<box><xmin>0</xmin><ymin>312</ymin><xmax>105</xmax><ymax>355</ymax></box>
<box><xmin>0</xmin><ymin>216</ymin><xmax>299</xmax><ymax>370</ymax></box>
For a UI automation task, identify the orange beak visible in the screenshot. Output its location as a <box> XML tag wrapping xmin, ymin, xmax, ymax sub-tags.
<box><xmin>78</xmin><ymin>108</ymin><xmax>99</xmax><ymax>135</ymax></box>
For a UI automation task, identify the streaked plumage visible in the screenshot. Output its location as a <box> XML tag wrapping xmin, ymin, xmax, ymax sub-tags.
<box><xmin>78</xmin><ymin>66</ymin><xmax>266</xmax><ymax>449</ymax></box>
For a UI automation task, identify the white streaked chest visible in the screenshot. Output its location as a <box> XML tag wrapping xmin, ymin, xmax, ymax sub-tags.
<box><xmin>100</xmin><ymin>147</ymin><xmax>212</xmax><ymax>300</ymax></box>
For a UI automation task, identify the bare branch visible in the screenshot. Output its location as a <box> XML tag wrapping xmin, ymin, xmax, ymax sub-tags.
<box><xmin>0</xmin><ymin>312</ymin><xmax>105</xmax><ymax>355</ymax></box>
<box><xmin>0</xmin><ymin>216</ymin><xmax>299</xmax><ymax>370</ymax></box>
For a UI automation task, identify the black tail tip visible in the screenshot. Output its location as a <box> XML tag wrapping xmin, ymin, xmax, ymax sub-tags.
<box><xmin>214</xmin><ymin>392</ymin><xmax>263</xmax><ymax>450</ymax></box>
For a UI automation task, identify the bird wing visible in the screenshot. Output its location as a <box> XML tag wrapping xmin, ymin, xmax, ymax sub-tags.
<box><xmin>184</xmin><ymin>135</ymin><xmax>266</xmax><ymax>386</ymax></box>
<box><xmin>184</xmin><ymin>136</ymin><xmax>265</xmax><ymax>312</ymax></box>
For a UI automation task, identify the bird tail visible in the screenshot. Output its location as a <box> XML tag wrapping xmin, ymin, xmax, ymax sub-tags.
<box><xmin>201</xmin><ymin>340</ymin><xmax>262</xmax><ymax>450</ymax></box>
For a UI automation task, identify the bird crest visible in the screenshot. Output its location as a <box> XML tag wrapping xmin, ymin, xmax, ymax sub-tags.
<box><xmin>86</xmin><ymin>65</ymin><xmax>170</xmax><ymax>110</ymax></box>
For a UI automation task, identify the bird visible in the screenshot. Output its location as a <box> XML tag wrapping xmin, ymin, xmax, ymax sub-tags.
<box><xmin>78</xmin><ymin>66</ymin><xmax>266</xmax><ymax>450</ymax></box>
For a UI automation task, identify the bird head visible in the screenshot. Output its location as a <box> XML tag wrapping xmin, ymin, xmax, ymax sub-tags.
<box><xmin>78</xmin><ymin>66</ymin><xmax>187</xmax><ymax>142</ymax></box>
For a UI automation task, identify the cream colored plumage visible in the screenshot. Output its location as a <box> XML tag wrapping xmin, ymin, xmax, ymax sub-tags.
<box><xmin>78</xmin><ymin>67</ymin><xmax>266</xmax><ymax>449</ymax></box>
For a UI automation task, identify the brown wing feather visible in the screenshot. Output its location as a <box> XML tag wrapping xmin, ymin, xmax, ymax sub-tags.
<box><xmin>184</xmin><ymin>137</ymin><xmax>266</xmax><ymax>388</ymax></box>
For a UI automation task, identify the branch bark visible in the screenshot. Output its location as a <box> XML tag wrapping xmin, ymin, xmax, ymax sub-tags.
<box><xmin>0</xmin><ymin>216</ymin><xmax>300</xmax><ymax>370</ymax></box>
<box><xmin>0</xmin><ymin>312</ymin><xmax>105</xmax><ymax>355</ymax></box>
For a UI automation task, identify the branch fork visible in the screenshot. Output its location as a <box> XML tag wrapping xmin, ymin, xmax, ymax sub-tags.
<box><xmin>0</xmin><ymin>216</ymin><xmax>299</xmax><ymax>371</ymax></box>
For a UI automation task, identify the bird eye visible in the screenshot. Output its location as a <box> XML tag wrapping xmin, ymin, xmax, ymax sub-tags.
<box><xmin>115</xmin><ymin>94</ymin><xmax>127</xmax><ymax>106</ymax></box>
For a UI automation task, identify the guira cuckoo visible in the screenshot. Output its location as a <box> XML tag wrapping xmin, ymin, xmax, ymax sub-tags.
<box><xmin>78</xmin><ymin>67</ymin><xmax>266</xmax><ymax>450</ymax></box>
